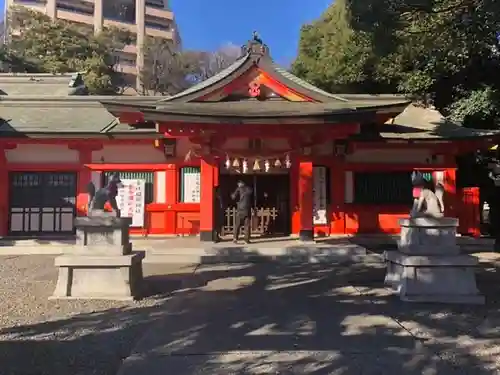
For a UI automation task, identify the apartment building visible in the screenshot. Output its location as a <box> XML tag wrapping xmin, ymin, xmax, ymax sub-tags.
<box><xmin>4</xmin><ymin>0</ymin><xmax>179</xmax><ymax>86</ymax></box>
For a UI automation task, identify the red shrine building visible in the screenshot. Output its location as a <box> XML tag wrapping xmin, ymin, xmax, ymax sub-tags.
<box><xmin>0</xmin><ymin>39</ymin><xmax>498</xmax><ymax>240</ymax></box>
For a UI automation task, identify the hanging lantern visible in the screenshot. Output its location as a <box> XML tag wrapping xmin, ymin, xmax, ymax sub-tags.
<box><xmin>285</xmin><ymin>154</ymin><xmax>292</xmax><ymax>168</ymax></box>
<box><xmin>274</xmin><ymin>158</ymin><xmax>282</xmax><ymax>168</ymax></box>
<box><xmin>264</xmin><ymin>160</ymin><xmax>270</xmax><ymax>172</ymax></box>
<box><xmin>242</xmin><ymin>159</ymin><xmax>249</xmax><ymax>174</ymax></box>
<box><xmin>253</xmin><ymin>159</ymin><xmax>260</xmax><ymax>171</ymax></box>
<box><xmin>225</xmin><ymin>155</ymin><xmax>231</xmax><ymax>169</ymax></box>
<box><xmin>232</xmin><ymin>158</ymin><xmax>240</xmax><ymax>168</ymax></box>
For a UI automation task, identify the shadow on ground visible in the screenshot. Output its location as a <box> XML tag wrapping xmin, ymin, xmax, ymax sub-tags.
<box><xmin>1</xmin><ymin>254</ymin><xmax>499</xmax><ymax>374</ymax></box>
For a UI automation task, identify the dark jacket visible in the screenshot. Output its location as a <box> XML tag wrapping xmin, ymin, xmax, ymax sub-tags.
<box><xmin>214</xmin><ymin>188</ymin><xmax>225</xmax><ymax>210</ymax></box>
<box><xmin>232</xmin><ymin>186</ymin><xmax>253</xmax><ymax>215</ymax></box>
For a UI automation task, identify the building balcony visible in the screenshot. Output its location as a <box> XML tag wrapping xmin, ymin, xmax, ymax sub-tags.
<box><xmin>56</xmin><ymin>8</ymin><xmax>93</xmax><ymax>24</ymax></box>
<box><xmin>145</xmin><ymin>6</ymin><xmax>173</xmax><ymax>20</ymax></box>
<box><xmin>11</xmin><ymin>0</ymin><xmax>175</xmax><ymax>40</ymax></box>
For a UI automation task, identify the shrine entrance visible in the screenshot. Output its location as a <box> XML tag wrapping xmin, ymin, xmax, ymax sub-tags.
<box><xmin>219</xmin><ymin>173</ymin><xmax>291</xmax><ymax>237</ymax></box>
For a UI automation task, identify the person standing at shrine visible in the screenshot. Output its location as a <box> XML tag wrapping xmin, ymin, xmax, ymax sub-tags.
<box><xmin>231</xmin><ymin>180</ymin><xmax>253</xmax><ymax>244</ymax></box>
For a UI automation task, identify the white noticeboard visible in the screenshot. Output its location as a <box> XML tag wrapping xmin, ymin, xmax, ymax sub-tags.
<box><xmin>182</xmin><ymin>170</ymin><xmax>201</xmax><ymax>203</ymax></box>
<box><xmin>115</xmin><ymin>179</ymin><xmax>146</xmax><ymax>227</ymax></box>
<box><xmin>313</xmin><ymin>166</ymin><xmax>328</xmax><ymax>225</ymax></box>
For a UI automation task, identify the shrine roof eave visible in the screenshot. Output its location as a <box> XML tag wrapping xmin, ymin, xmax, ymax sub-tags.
<box><xmin>0</xmin><ymin>130</ymin><xmax>158</xmax><ymax>139</ymax></box>
<box><xmin>140</xmin><ymin>108</ymin><xmax>379</xmax><ymax>125</ymax></box>
<box><xmin>137</xmin><ymin>101</ymin><xmax>410</xmax><ymax>122</ymax></box>
<box><xmin>350</xmin><ymin>127</ymin><xmax>500</xmax><ymax>142</ymax></box>
<box><xmin>99</xmin><ymin>101</ymin><xmax>156</xmax><ymax>117</ymax></box>
<box><xmin>367</xmin><ymin>105</ymin><xmax>500</xmax><ymax>142</ymax></box>
<box><xmin>353</xmin><ymin>133</ymin><xmax>500</xmax><ymax>142</ymax></box>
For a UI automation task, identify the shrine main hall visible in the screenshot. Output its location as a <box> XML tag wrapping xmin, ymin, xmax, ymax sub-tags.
<box><xmin>0</xmin><ymin>38</ymin><xmax>497</xmax><ymax>240</ymax></box>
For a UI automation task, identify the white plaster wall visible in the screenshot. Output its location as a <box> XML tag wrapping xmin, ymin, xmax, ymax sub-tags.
<box><xmin>346</xmin><ymin>149</ymin><xmax>443</xmax><ymax>164</ymax></box>
<box><xmin>6</xmin><ymin>144</ymin><xmax>79</xmax><ymax>163</ymax></box>
<box><xmin>435</xmin><ymin>170</ymin><xmax>445</xmax><ymax>185</ymax></box>
<box><xmin>345</xmin><ymin>171</ymin><xmax>354</xmax><ymax>203</ymax></box>
<box><xmin>155</xmin><ymin>171</ymin><xmax>166</xmax><ymax>203</ymax></box>
<box><xmin>91</xmin><ymin>171</ymin><xmax>102</xmax><ymax>189</ymax></box>
<box><xmin>92</xmin><ymin>145</ymin><xmax>166</xmax><ymax>163</ymax></box>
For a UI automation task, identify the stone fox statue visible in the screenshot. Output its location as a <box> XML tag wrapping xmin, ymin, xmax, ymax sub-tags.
<box><xmin>87</xmin><ymin>173</ymin><xmax>123</xmax><ymax>216</ymax></box>
<box><xmin>410</xmin><ymin>174</ymin><xmax>444</xmax><ymax>218</ymax></box>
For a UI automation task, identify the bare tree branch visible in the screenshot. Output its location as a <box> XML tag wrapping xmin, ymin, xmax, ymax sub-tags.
<box><xmin>140</xmin><ymin>41</ymin><xmax>241</xmax><ymax>96</ymax></box>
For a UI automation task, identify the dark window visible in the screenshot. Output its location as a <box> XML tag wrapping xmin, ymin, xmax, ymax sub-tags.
<box><xmin>102</xmin><ymin>171</ymin><xmax>154</xmax><ymax>204</ymax></box>
<box><xmin>56</xmin><ymin>3</ymin><xmax>93</xmax><ymax>15</ymax></box>
<box><xmin>146</xmin><ymin>1</ymin><xmax>164</xmax><ymax>8</ymax></box>
<box><xmin>145</xmin><ymin>22</ymin><xmax>170</xmax><ymax>31</ymax></box>
<box><xmin>354</xmin><ymin>171</ymin><xmax>413</xmax><ymax>205</ymax></box>
<box><xmin>103</xmin><ymin>0</ymin><xmax>135</xmax><ymax>23</ymax></box>
<box><xmin>14</xmin><ymin>0</ymin><xmax>45</xmax><ymax>4</ymax></box>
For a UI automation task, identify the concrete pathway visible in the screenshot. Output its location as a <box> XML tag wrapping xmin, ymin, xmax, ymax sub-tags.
<box><xmin>1</xmin><ymin>235</ymin><xmax>497</xmax><ymax>265</ymax></box>
<box><xmin>116</xmin><ymin>262</ymin><xmax>500</xmax><ymax>375</ymax></box>
<box><xmin>0</xmin><ymin>236</ymin><xmax>379</xmax><ymax>264</ymax></box>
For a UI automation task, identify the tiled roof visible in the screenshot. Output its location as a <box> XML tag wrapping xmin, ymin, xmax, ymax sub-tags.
<box><xmin>271</xmin><ymin>64</ymin><xmax>348</xmax><ymax>102</ymax></box>
<box><xmin>152</xmin><ymin>100</ymin><xmax>407</xmax><ymax>117</ymax></box>
<box><xmin>0</xmin><ymin>96</ymin><xmax>157</xmax><ymax>136</ymax></box>
<box><xmin>0</xmin><ymin>73</ymin><xmax>79</xmax><ymax>96</ymax></box>
<box><xmin>375</xmin><ymin>105</ymin><xmax>500</xmax><ymax>140</ymax></box>
<box><xmin>159</xmin><ymin>55</ymin><xmax>251</xmax><ymax>102</ymax></box>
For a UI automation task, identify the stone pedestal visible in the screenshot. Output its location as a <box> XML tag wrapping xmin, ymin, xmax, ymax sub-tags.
<box><xmin>50</xmin><ymin>213</ymin><xmax>144</xmax><ymax>301</ymax></box>
<box><xmin>384</xmin><ymin>217</ymin><xmax>484</xmax><ymax>304</ymax></box>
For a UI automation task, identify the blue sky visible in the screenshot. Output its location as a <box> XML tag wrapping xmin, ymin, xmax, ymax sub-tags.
<box><xmin>171</xmin><ymin>0</ymin><xmax>331</xmax><ymax>66</ymax></box>
<box><xmin>0</xmin><ymin>0</ymin><xmax>331</xmax><ymax>66</ymax></box>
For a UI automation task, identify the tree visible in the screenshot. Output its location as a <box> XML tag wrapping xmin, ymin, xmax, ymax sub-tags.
<box><xmin>186</xmin><ymin>43</ymin><xmax>241</xmax><ymax>82</ymax></box>
<box><xmin>292</xmin><ymin>0</ymin><xmax>396</xmax><ymax>94</ymax></box>
<box><xmin>292</xmin><ymin>0</ymin><xmax>500</xmax><ymax>128</ymax></box>
<box><xmin>139</xmin><ymin>41</ymin><xmax>240</xmax><ymax>96</ymax></box>
<box><xmin>2</xmin><ymin>6</ymin><xmax>133</xmax><ymax>94</ymax></box>
<box><xmin>139</xmin><ymin>37</ymin><xmax>194</xmax><ymax>96</ymax></box>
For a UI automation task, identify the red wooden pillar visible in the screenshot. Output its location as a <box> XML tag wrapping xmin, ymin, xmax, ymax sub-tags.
<box><xmin>72</xmin><ymin>144</ymin><xmax>102</xmax><ymax>216</ymax></box>
<box><xmin>330</xmin><ymin>158</ymin><xmax>346</xmax><ymax>234</ymax></box>
<box><xmin>444</xmin><ymin>167</ymin><xmax>457</xmax><ymax>217</ymax></box>
<box><xmin>76</xmin><ymin>148</ymin><xmax>92</xmax><ymax>216</ymax></box>
<box><xmin>298</xmin><ymin>160</ymin><xmax>314</xmax><ymax>241</ymax></box>
<box><xmin>164</xmin><ymin>164</ymin><xmax>177</xmax><ymax>234</ymax></box>
<box><xmin>200</xmin><ymin>158</ymin><xmax>218</xmax><ymax>241</ymax></box>
<box><xmin>290</xmin><ymin>159</ymin><xmax>299</xmax><ymax>234</ymax></box>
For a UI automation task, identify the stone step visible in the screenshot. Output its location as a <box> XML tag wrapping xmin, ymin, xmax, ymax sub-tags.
<box><xmin>146</xmin><ymin>246</ymin><xmax>384</xmax><ymax>265</ymax></box>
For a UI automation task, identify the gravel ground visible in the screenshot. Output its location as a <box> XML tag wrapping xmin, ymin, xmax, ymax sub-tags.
<box><xmin>0</xmin><ymin>255</ymin><xmax>196</xmax><ymax>375</ymax></box>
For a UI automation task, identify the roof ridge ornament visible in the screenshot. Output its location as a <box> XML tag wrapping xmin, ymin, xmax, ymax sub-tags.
<box><xmin>253</xmin><ymin>31</ymin><xmax>263</xmax><ymax>44</ymax></box>
<box><xmin>241</xmin><ymin>31</ymin><xmax>269</xmax><ymax>59</ymax></box>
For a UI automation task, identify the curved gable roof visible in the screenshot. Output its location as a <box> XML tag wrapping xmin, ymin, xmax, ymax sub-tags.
<box><xmin>160</xmin><ymin>40</ymin><xmax>360</xmax><ymax>104</ymax></box>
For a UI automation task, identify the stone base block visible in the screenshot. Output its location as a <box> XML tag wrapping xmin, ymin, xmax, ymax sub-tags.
<box><xmin>398</xmin><ymin>217</ymin><xmax>460</xmax><ymax>255</ymax></box>
<box><xmin>65</xmin><ymin>244</ymin><xmax>133</xmax><ymax>256</ymax></box>
<box><xmin>384</xmin><ymin>250</ymin><xmax>485</xmax><ymax>305</ymax></box>
<box><xmin>50</xmin><ymin>253</ymin><xmax>144</xmax><ymax>301</ymax></box>
<box><xmin>75</xmin><ymin>216</ymin><xmax>132</xmax><ymax>255</ymax></box>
